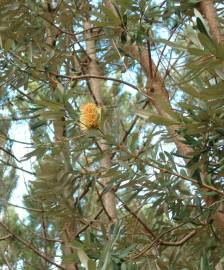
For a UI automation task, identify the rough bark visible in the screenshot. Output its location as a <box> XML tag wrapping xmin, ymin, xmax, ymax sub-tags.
<box><xmin>83</xmin><ymin>20</ymin><xmax>117</xmax><ymax>223</ymax></box>
<box><xmin>126</xmin><ymin>45</ymin><xmax>193</xmax><ymax>157</ymax></box>
<box><xmin>200</xmin><ymin>0</ymin><xmax>223</xmax><ymax>44</ymax></box>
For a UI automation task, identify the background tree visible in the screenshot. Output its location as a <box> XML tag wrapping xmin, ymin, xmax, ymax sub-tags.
<box><xmin>0</xmin><ymin>0</ymin><xmax>224</xmax><ymax>269</ymax></box>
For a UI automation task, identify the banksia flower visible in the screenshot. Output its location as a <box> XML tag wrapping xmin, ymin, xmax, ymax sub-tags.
<box><xmin>79</xmin><ymin>102</ymin><xmax>101</xmax><ymax>131</ymax></box>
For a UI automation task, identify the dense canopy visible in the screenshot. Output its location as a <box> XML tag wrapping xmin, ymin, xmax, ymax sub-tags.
<box><xmin>0</xmin><ymin>0</ymin><xmax>224</xmax><ymax>269</ymax></box>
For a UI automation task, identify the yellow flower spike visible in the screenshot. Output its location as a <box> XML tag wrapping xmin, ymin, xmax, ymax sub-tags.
<box><xmin>79</xmin><ymin>102</ymin><xmax>101</xmax><ymax>131</ymax></box>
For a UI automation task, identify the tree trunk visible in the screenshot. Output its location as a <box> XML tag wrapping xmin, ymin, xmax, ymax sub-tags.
<box><xmin>45</xmin><ymin>2</ymin><xmax>78</xmax><ymax>269</ymax></box>
<box><xmin>200</xmin><ymin>0</ymin><xmax>223</xmax><ymax>44</ymax></box>
<box><xmin>83</xmin><ymin>19</ymin><xmax>117</xmax><ymax>223</ymax></box>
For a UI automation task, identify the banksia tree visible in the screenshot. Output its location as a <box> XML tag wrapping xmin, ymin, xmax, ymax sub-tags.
<box><xmin>0</xmin><ymin>0</ymin><xmax>224</xmax><ymax>269</ymax></box>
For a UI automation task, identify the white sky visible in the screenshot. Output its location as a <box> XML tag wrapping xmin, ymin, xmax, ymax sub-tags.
<box><xmin>10</xmin><ymin>121</ymin><xmax>35</xmax><ymax>219</ymax></box>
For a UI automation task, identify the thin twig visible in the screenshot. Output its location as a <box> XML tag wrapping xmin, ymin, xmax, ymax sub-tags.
<box><xmin>0</xmin><ymin>221</ymin><xmax>66</xmax><ymax>270</ymax></box>
<box><xmin>75</xmin><ymin>208</ymin><xmax>104</xmax><ymax>237</ymax></box>
<box><xmin>43</xmin><ymin>71</ymin><xmax>141</xmax><ymax>92</ymax></box>
<box><xmin>2</xmin><ymin>251</ymin><xmax>14</xmax><ymax>270</ymax></box>
<box><xmin>0</xmin><ymin>234</ymin><xmax>13</xmax><ymax>241</ymax></box>
<box><xmin>117</xmin><ymin>144</ymin><xmax>224</xmax><ymax>196</ymax></box>
<box><xmin>0</xmin><ymin>158</ymin><xmax>35</xmax><ymax>176</ymax></box>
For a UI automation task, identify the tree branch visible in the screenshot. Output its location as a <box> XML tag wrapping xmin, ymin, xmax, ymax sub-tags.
<box><xmin>0</xmin><ymin>221</ymin><xmax>66</xmax><ymax>270</ymax></box>
<box><xmin>83</xmin><ymin>18</ymin><xmax>117</xmax><ymax>223</ymax></box>
<box><xmin>200</xmin><ymin>0</ymin><xmax>223</xmax><ymax>44</ymax></box>
<box><xmin>0</xmin><ymin>234</ymin><xmax>13</xmax><ymax>241</ymax></box>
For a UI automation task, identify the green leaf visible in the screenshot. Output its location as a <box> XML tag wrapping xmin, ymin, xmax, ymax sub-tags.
<box><xmin>56</xmin><ymin>82</ymin><xmax>65</xmax><ymax>95</ymax></box>
<box><xmin>99</xmin><ymin>5</ymin><xmax>121</xmax><ymax>26</ymax></box>
<box><xmin>0</xmin><ymin>26</ymin><xmax>8</xmax><ymax>31</ymax></box>
<box><xmin>188</xmin><ymin>47</ymin><xmax>208</xmax><ymax>56</ymax></box>
<box><xmin>196</xmin><ymin>18</ymin><xmax>209</xmax><ymax>37</ymax></box>
<box><xmin>156</xmin><ymin>38</ymin><xmax>186</xmax><ymax>50</ymax></box>
<box><xmin>88</xmin><ymin>260</ymin><xmax>97</xmax><ymax>270</ymax></box>
<box><xmin>130</xmin><ymin>132</ymin><xmax>138</xmax><ymax>152</ymax></box>
<box><xmin>34</xmin><ymin>98</ymin><xmax>64</xmax><ymax>110</ymax></box>
<box><xmin>200</xmin><ymin>249</ymin><xmax>212</xmax><ymax>270</ymax></box>
<box><xmin>180</xmin><ymin>84</ymin><xmax>205</xmax><ymax>100</ymax></box>
<box><xmin>77</xmin><ymin>249</ymin><xmax>89</xmax><ymax>269</ymax></box>
<box><xmin>197</xmin><ymin>33</ymin><xmax>216</xmax><ymax>55</ymax></box>
<box><xmin>136</xmin><ymin>110</ymin><xmax>179</xmax><ymax>126</ymax></box>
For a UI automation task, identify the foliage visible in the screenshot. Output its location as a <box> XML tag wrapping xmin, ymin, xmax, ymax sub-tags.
<box><xmin>0</xmin><ymin>0</ymin><xmax>223</xmax><ymax>269</ymax></box>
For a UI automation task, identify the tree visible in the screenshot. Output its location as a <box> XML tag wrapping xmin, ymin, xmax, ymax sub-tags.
<box><xmin>0</xmin><ymin>0</ymin><xmax>224</xmax><ymax>269</ymax></box>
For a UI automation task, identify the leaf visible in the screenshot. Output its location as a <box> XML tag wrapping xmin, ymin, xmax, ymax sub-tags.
<box><xmin>30</xmin><ymin>120</ymin><xmax>46</xmax><ymax>130</ymax></box>
<box><xmin>22</xmin><ymin>147</ymin><xmax>46</xmax><ymax>161</ymax></box>
<box><xmin>194</xmin><ymin>9</ymin><xmax>210</xmax><ymax>37</ymax></box>
<box><xmin>98</xmin><ymin>5</ymin><xmax>121</xmax><ymax>26</ymax></box>
<box><xmin>34</xmin><ymin>98</ymin><xmax>63</xmax><ymax>110</ymax></box>
<box><xmin>116</xmin><ymin>244</ymin><xmax>136</xmax><ymax>259</ymax></box>
<box><xmin>180</xmin><ymin>84</ymin><xmax>205</xmax><ymax>100</ymax></box>
<box><xmin>215</xmin><ymin>43</ymin><xmax>224</xmax><ymax>59</ymax></box>
<box><xmin>122</xmin><ymin>13</ymin><xmax>127</xmax><ymax>27</ymax></box>
<box><xmin>70</xmin><ymin>240</ymin><xmax>97</xmax><ymax>270</ymax></box>
<box><xmin>56</xmin><ymin>82</ymin><xmax>65</xmax><ymax>95</ymax></box>
<box><xmin>215</xmin><ymin>67</ymin><xmax>224</xmax><ymax>80</ymax></box>
<box><xmin>197</xmin><ymin>33</ymin><xmax>216</xmax><ymax>55</ymax></box>
<box><xmin>130</xmin><ymin>132</ymin><xmax>138</xmax><ymax>152</ymax></box>
<box><xmin>88</xmin><ymin>260</ymin><xmax>97</xmax><ymax>270</ymax></box>
<box><xmin>196</xmin><ymin>18</ymin><xmax>209</xmax><ymax>37</ymax></box>
<box><xmin>200</xmin><ymin>249</ymin><xmax>212</xmax><ymax>270</ymax></box>
<box><xmin>188</xmin><ymin>47</ymin><xmax>208</xmax><ymax>56</ymax></box>
<box><xmin>136</xmin><ymin>110</ymin><xmax>179</xmax><ymax>126</ymax></box>
<box><xmin>40</xmin><ymin>110</ymin><xmax>65</xmax><ymax>120</ymax></box>
<box><xmin>63</xmin><ymin>253</ymin><xmax>80</xmax><ymax>264</ymax></box>
<box><xmin>0</xmin><ymin>26</ymin><xmax>8</xmax><ymax>31</ymax></box>
<box><xmin>155</xmin><ymin>38</ymin><xmax>185</xmax><ymax>50</ymax></box>
<box><xmin>28</xmin><ymin>42</ymin><xmax>32</xmax><ymax>62</ymax></box>
<box><xmin>77</xmin><ymin>249</ymin><xmax>89</xmax><ymax>269</ymax></box>
<box><xmin>99</xmin><ymin>222</ymin><xmax>123</xmax><ymax>270</ymax></box>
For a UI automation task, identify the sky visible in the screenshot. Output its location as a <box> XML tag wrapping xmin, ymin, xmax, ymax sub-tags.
<box><xmin>10</xmin><ymin>121</ymin><xmax>35</xmax><ymax>219</ymax></box>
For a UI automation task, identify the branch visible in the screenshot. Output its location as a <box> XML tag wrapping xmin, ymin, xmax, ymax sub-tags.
<box><xmin>0</xmin><ymin>158</ymin><xmax>35</xmax><ymax>176</ymax></box>
<box><xmin>161</xmin><ymin>230</ymin><xmax>196</xmax><ymax>246</ymax></box>
<box><xmin>0</xmin><ymin>234</ymin><xmax>13</xmax><ymax>241</ymax></box>
<box><xmin>7</xmin><ymin>202</ymin><xmax>45</xmax><ymax>213</ymax></box>
<box><xmin>105</xmin><ymin>0</ymin><xmax>224</xmax><ymax>238</ymax></box>
<box><xmin>0</xmin><ymin>146</ymin><xmax>20</xmax><ymax>162</ymax></box>
<box><xmin>83</xmin><ymin>18</ymin><xmax>117</xmax><ymax>223</ymax></box>
<box><xmin>117</xmin><ymin>144</ymin><xmax>224</xmax><ymax>196</ymax></box>
<box><xmin>118</xmin><ymin>197</ymin><xmax>157</xmax><ymax>240</ymax></box>
<box><xmin>117</xmin><ymin>195</ymin><xmax>197</xmax><ymax>247</ymax></box>
<box><xmin>132</xmin><ymin>230</ymin><xmax>196</xmax><ymax>259</ymax></box>
<box><xmin>0</xmin><ymin>221</ymin><xmax>66</xmax><ymax>270</ymax></box>
<box><xmin>44</xmin><ymin>71</ymin><xmax>141</xmax><ymax>92</ymax></box>
<box><xmin>75</xmin><ymin>208</ymin><xmax>104</xmax><ymax>237</ymax></box>
<box><xmin>2</xmin><ymin>251</ymin><xmax>14</xmax><ymax>270</ymax></box>
<box><xmin>200</xmin><ymin>0</ymin><xmax>223</xmax><ymax>44</ymax></box>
